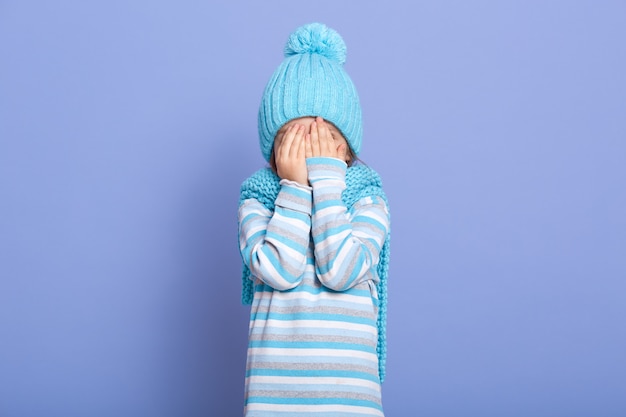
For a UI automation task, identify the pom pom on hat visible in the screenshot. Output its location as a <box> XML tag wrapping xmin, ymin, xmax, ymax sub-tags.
<box><xmin>284</xmin><ymin>22</ymin><xmax>347</xmax><ymax>65</ymax></box>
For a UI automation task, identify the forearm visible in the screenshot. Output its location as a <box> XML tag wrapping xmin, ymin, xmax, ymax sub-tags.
<box><xmin>239</xmin><ymin>182</ymin><xmax>312</xmax><ymax>290</ymax></box>
<box><xmin>308</xmin><ymin>157</ymin><xmax>389</xmax><ymax>291</ymax></box>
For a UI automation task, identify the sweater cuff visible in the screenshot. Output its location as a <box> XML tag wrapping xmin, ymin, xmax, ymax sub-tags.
<box><xmin>306</xmin><ymin>157</ymin><xmax>347</xmax><ymax>183</ymax></box>
<box><xmin>275</xmin><ymin>181</ymin><xmax>313</xmax><ymax>215</ymax></box>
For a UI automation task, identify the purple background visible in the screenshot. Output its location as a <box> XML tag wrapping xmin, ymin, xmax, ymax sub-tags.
<box><xmin>1</xmin><ymin>1</ymin><xmax>625</xmax><ymax>416</ymax></box>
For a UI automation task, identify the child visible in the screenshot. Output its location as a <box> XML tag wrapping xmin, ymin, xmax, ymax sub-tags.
<box><xmin>238</xmin><ymin>23</ymin><xmax>391</xmax><ymax>416</ymax></box>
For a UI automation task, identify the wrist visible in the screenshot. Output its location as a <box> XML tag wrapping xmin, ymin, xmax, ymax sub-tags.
<box><xmin>276</xmin><ymin>181</ymin><xmax>313</xmax><ymax>214</ymax></box>
<box><xmin>306</xmin><ymin>157</ymin><xmax>347</xmax><ymax>183</ymax></box>
<box><xmin>280</xmin><ymin>178</ymin><xmax>311</xmax><ymax>190</ymax></box>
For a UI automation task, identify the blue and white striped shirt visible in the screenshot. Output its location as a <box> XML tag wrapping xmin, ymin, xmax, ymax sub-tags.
<box><xmin>239</xmin><ymin>157</ymin><xmax>390</xmax><ymax>416</ymax></box>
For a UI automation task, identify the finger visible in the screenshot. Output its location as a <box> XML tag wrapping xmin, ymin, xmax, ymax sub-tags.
<box><xmin>280</xmin><ymin>124</ymin><xmax>297</xmax><ymax>157</ymax></box>
<box><xmin>305</xmin><ymin>133</ymin><xmax>312</xmax><ymax>158</ymax></box>
<box><xmin>279</xmin><ymin>124</ymin><xmax>294</xmax><ymax>142</ymax></box>
<box><xmin>317</xmin><ymin>117</ymin><xmax>334</xmax><ymax>155</ymax></box>
<box><xmin>310</xmin><ymin>120</ymin><xmax>320</xmax><ymax>156</ymax></box>
<box><xmin>290</xmin><ymin>125</ymin><xmax>305</xmax><ymax>158</ymax></box>
<box><xmin>273</xmin><ymin>127</ymin><xmax>287</xmax><ymax>166</ymax></box>
<box><xmin>297</xmin><ymin>129</ymin><xmax>306</xmax><ymax>160</ymax></box>
<box><xmin>273</xmin><ymin>128</ymin><xmax>285</xmax><ymax>152</ymax></box>
<box><xmin>276</xmin><ymin>125</ymin><xmax>291</xmax><ymax>150</ymax></box>
<box><xmin>317</xmin><ymin>117</ymin><xmax>333</xmax><ymax>154</ymax></box>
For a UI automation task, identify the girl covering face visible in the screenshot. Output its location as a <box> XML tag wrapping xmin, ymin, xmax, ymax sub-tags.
<box><xmin>271</xmin><ymin>116</ymin><xmax>355</xmax><ymax>183</ymax></box>
<box><xmin>238</xmin><ymin>23</ymin><xmax>391</xmax><ymax>417</ymax></box>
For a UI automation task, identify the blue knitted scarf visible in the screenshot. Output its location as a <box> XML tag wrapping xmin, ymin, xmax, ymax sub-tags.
<box><xmin>239</xmin><ymin>165</ymin><xmax>390</xmax><ymax>382</ymax></box>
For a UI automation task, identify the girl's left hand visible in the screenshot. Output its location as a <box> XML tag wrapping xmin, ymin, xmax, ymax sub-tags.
<box><xmin>305</xmin><ymin>117</ymin><xmax>347</xmax><ymax>161</ymax></box>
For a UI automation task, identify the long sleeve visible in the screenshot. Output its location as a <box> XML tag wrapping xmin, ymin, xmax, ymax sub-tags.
<box><xmin>307</xmin><ymin>157</ymin><xmax>390</xmax><ymax>291</ymax></box>
<box><xmin>238</xmin><ymin>181</ymin><xmax>312</xmax><ymax>290</ymax></box>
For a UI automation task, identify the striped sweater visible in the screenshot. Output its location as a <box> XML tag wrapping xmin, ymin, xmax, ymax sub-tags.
<box><xmin>238</xmin><ymin>157</ymin><xmax>390</xmax><ymax>416</ymax></box>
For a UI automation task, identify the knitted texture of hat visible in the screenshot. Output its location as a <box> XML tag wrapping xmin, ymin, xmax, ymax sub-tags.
<box><xmin>238</xmin><ymin>166</ymin><xmax>390</xmax><ymax>382</ymax></box>
<box><xmin>258</xmin><ymin>23</ymin><xmax>363</xmax><ymax>161</ymax></box>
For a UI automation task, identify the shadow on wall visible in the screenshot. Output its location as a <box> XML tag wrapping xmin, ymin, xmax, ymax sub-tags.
<box><xmin>158</xmin><ymin>131</ymin><xmax>257</xmax><ymax>415</ymax></box>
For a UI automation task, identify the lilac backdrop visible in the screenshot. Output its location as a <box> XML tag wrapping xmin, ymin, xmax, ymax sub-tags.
<box><xmin>1</xmin><ymin>1</ymin><xmax>625</xmax><ymax>416</ymax></box>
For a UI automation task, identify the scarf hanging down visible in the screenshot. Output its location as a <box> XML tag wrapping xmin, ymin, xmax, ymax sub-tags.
<box><xmin>239</xmin><ymin>165</ymin><xmax>390</xmax><ymax>383</ymax></box>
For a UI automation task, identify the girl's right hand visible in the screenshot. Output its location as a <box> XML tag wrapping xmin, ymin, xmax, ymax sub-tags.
<box><xmin>274</xmin><ymin>123</ymin><xmax>308</xmax><ymax>185</ymax></box>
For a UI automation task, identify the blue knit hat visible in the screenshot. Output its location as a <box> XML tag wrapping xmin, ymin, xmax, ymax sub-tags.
<box><xmin>258</xmin><ymin>23</ymin><xmax>362</xmax><ymax>162</ymax></box>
